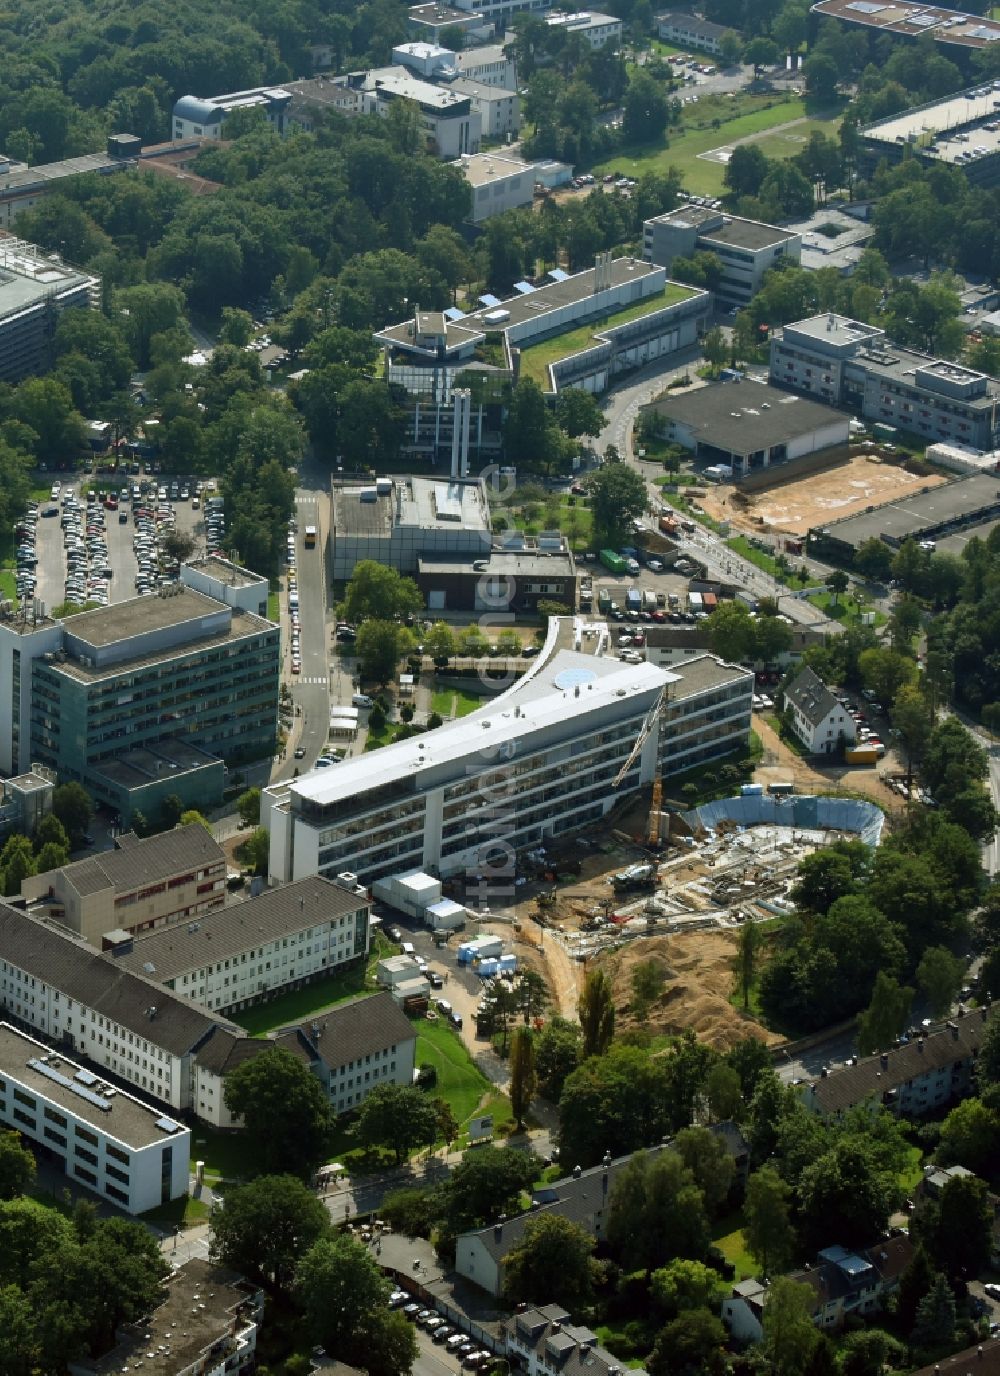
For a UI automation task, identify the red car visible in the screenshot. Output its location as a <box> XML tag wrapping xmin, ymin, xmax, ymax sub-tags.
<box><xmin>571</xmin><ymin>483</ymin><xmax>587</xmax><ymax>496</ymax></box>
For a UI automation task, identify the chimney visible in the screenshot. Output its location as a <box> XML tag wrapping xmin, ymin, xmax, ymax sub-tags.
<box><xmin>573</xmin><ymin>1164</ymin><xmax>582</xmax><ymax>1178</ymax></box>
<box><xmin>880</xmin><ymin>1053</ymin><xmax>888</xmax><ymax>1069</ymax></box>
<box><xmin>917</xmin><ymin>1039</ymin><xmax>924</xmax><ymax>1053</ymax></box>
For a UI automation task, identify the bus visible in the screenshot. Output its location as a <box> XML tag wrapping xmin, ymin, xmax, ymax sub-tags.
<box><xmin>304</xmin><ymin>525</ymin><xmax>317</xmax><ymax>549</ymax></box>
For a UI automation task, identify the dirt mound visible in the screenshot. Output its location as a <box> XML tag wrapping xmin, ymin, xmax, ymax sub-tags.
<box><xmin>600</xmin><ymin>929</ymin><xmax>782</xmax><ymax>1050</ymax></box>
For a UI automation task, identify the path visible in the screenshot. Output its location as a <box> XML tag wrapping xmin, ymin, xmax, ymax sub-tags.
<box><xmin>514</xmin><ymin>919</ymin><xmax>581</xmax><ymax>1021</ymax></box>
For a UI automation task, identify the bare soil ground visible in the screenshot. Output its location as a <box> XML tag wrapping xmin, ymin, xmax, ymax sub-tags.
<box><xmin>753</xmin><ymin>713</ymin><xmax>903</xmax><ymax>812</ymax></box>
<box><xmin>600</xmin><ymin>930</ymin><xmax>783</xmax><ymax>1049</ymax></box>
<box><xmin>700</xmin><ymin>454</ymin><xmax>947</xmax><ymax>537</ymax></box>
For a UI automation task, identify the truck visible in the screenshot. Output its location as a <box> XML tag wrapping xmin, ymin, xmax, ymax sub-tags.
<box><xmin>600</xmin><ymin>549</ymin><xmax>627</xmax><ymax>574</ymax></box>
<box><xmin>579</xmin><ymin>586</ymin><xmax>593</xmax><ymax>610</ymax></box>
<box><xmin>701</xmin><ymin>592</ymin><xmax>718</xmax><ymax>612</ymax></box>
<box><xmin>612</xmin><ymin>863</ymin><xmax>657</xmax><ymax>892</ymax></box>
<box><xmin>688</xmin><ymin>591</ymin><xmax>704</xmax><ymax>614</ymax></box>
<box><xmin>845</xmin><ymin>745</ymin><xmax>880</xmax><ymax>766</ymax></box>
<box><xmin>659</xmin><ymin>514</ymin><xmax>679</xmax><ymax>536</ymax></box>
<box><xmin>642</xmin><ymin>589</ymin><xmax>657</xmax><ymax>612</ymax></box>
<box><xmin>598</xmin><ymin>588</ymin><xmax>612</xmax><ymax>613</ymax></box>
<box><xmin>625</xmin><ymin>588</ymin><xmax>643</xmax><ymax>614</ymax></box>
<box><xmin>668</xmin><ymin>592</ymin><xmax>680</xmax><ymax>610</ymax></box>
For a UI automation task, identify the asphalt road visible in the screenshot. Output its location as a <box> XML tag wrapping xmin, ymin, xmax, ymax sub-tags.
<box><xmin>271</xmin><ymin>489</ymin><xmax>330</xmax><ymax>783</ymax></box>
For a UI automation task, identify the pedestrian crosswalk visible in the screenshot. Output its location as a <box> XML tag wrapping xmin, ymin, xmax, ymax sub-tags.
<box><xmin>295</xmin><ymin>675</ymin><xmax>327</xmax><ymax>685</ymax></box>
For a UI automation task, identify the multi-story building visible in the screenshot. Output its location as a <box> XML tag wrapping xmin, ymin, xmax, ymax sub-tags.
<box><xmin>105</xmin><ymin>875</ymin><xmax>370</xmax><ymax>1016</ymax></box>
<box><xmin>642</xmin><ymin>205</ymin><xmax>801</xmax><ymax>309</ymax></box>
<box><xmin>0</xmin><ymin>588</ymin><xmax>280</xmax><ymax>824</ymax></box>
<box><xmin>0</xmin><ymin>1020</ymin><xmax>190</xmax><ymax>1213</ymax></box>
<box><xmin>770</xmin><ymin>314</ymin><xmax>1000</xmax><ymax>450</ymax></box>
<box><xmin>264</xmin><ymin>641</ymin><xmax>752</xmax><ymax>886</ymax></box>
<box><xmin>859</xmin><ymin>82</ymin><xmax>1000</xmax><ymax>188</ymax></box>
<box><xmin>656</xmin><ymin>10</ymin><xmax>732</xmax><ymax>53</ymax></box>
<box><xmin>180</xmin><ymin>554</ymin><xmax>269</xmax><ymax>618</ymax></box>
<box><xmin>393</xmin><ymin>41</ymin><xmax>517</xmax><ymax>87</ymax></box>
<box><xmin>451</xmin><ymin>80</ymin><xmax>521</xmax><ymax>140</ymax></box>
<box><xmin>363</xmin><ymin>67</ymin><xmax>482</xmax><ymax>156</ymax></box>
<box><xmin>407</xmin><ymin>3</ymin><xmax>495</xmax><ymax>45</ymax></box>
<box><xmin>545</xmin><ymin>10</ymin><xmax>622</xmax><ymax>48</ymax></box>
<box><xmin>69</xmin><ymin>1259</ymin><xmax>263</xmax><ymax>1376</ymax></box>
<box><xmin>0</xmin><ymin>149</ymin><xmax>131</xmax><ymax>229</ymax></box>
<box><xmin>0</xmin><ymin>233</ymin><xmax>100</xmax><ymax>382</ymax></box>
<box><xmin>506</xmin><ymin>1308</ymin><xmax>647</xmax><ymax>1376</ymax></box>
<box><xmin>810</xmin><ymin>0</ymin><xmax>1000</xmax><ymax>60</ymax></box>
<box><xmin>801</xmin><ymin>1008</ymin><xmax>991</xmax><ymax>1119</ymax></box>
<box><xmin>782</xmin><ymin>666</ymin><xmax>856</xmax><ymax>755</ymax></box>
<box><xmin>21</xmin><ymin>824</ymin><xmax>227</xmax><ymax>946</ymax></box>
<box><xmin>172</xmin><ymin>87</ymin><xmax>298</xmax><ymax>140</ymax></box>
<box><xmin>330</xmin><ymin>476</ymin><xmax>492</xmax><ymax>581</ymax></box>
<box><xmin>0</xmin><ymin>767</ymin><xmax>54</xmax><ymax>841</ymax></box>
<box><xmin>460</xmin><ymin>152</ymin><xmax>533</xmax><ymax>221</ymax></box>
<box><xmin>644</xmin><ymin>622</ymin><xmax>827</xmax><ymax>670</ymax></box>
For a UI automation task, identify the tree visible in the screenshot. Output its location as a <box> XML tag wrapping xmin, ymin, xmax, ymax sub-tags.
<box><xmin>534</xmin><ymin>1017</ymin><xmax>581</xmax><ymax>1100</ymax></box>
<box><xmin>896</xmin><ymin>1241</ymin><xmax>935</xmax><ymax>1332</ymax></box>
<box><xmin>648</xmin><ymin>1309</ymin><xmax>728</xmax><ymax>1376</ymax></box>
<box><xmin>892</xmin><ymin>682</ymin><xmax>933</xmax><ymax>788</ymax></box>
<box><xmin>734</xmin><ymin>919</ymin><xmax>758</xmax><ymax>1010</ymax></box>
<box><xmin>856</xmin><ymin>972</ymin><xmax>914</xmax><ymax>1056</ymax></box>
<box><xmin>578</xmin><ymin>967</ymin><xmax>615</xmax><ymax>1058</ymax></box>
<box><xmin>650</xmin><ymin>1258</ymin><xmax>720</xmax><ymax>1317</ymax></box>
<box><xmin>160</xmin><ymin>528</ymin><xmax>196</xmax><ymax>564</ymax></box>
<box><xmin>673</xmin><ymin>1126</ymin><xmax>734</xmax><ymax>1215</ymax></box>
<box><xmin>0</xmin><ymin>1284</ymin><xmax>40</xmax><ymax>1376</ymax></box>
<box><xmin>293</xmin><ymin>1233</ymin><xmax>415</xmax><ymax>1376</ymax></box>
<box><xmin>51</xmin><ymin>782</ymin><xmax>93</xmax><ymax>845</ymax></box>
<box><xmin>936</xmin><ymin>1097</ymin><xmax>1000</xmax><ymax>1174</ymax></box>
<box><xmin>854</xmin><ymin>537</ymin><xmax>894</xmax><ymax>582</ymax></box>
<box><xmin>356</xmin><ymin>1084</ymin><xmax>437</xmax><ymax>1165</ymax></box>
<box><xmin>912</xmin><ymin>1272</ymin><xmax>956</xmax><ymax>1350</ymax></box>
<box><xmin>762</xmin><ymin>1276</ymin><xmax>824</xmax><ymax>1376</ymax></box>
<box><xmin>32</xmin><ymin>814</ymin><xmax>68</xmax><ymax>855</ymax></box>
<box><xmin>356</xmin><ymin>620</ymin><xmax>415</xmax><ymax>685</ymax></box>
<box><xmin>558</xmin><ymin>1045</ymin><xmax>670</xmax><ymax>1167</ymax></box>
<box><xmin>586</xmin><ymin>463</ymin><xmax>648</xmax><ymax>549</ymax></box>
<box><xmin>433</xmin><ymin>1098</ymin><xmax>459</xmax><ymax>1153</ymax></box>
<box><xmin>209</xmin><ymin>1174</ymin><xmax>329</xmax><ymax>1289</ymax></box>
<box><xmin>503</xmin><ymin>1213</ymin><xmax>596</xmax><ymax>1308</ymax></box>
<box><xmin>341</xmin><ymin>561</ymin><xmax>423</xmax><ymax>625</ymax></box>
<box><xmin>631</xmin><ymin>959</ymin><xmax>665</xmax><ymax>1020</ymax></box>
<box><xmin>725</xmin><ymin>144</ymin><xmax>770</xmax><ymax>199</ymax></box>
<box><xmin>179</xmin><ymin>809</ymin><xmax>212</xmax><ymax>831</ymax></box>
<box><xmin>1</xmin><ymin>836</ymin><xmax>36</xmax><ymax>895</ymax></box>
<box><xmin>0</xmin><ymin>1132</ymin><xmax>35</xmax><ymax>1201</ymax></box>
<box><xmin>702</xmin><ymin>325</ymin><xmax>729</xmax><ymax>373</ymax></box>
<box><xmin>706</xmin><ymin>601</ymin><xmax>757</xmax><ymax>663</ymax></box>
<box><xmin>432</xmin><ymin>1145</ymin><xmax>540</xmax><ymax>1253</ymax></box>
<box><xmin>238</xmin><ymin>827</ymin><xmax>270</xmax><ymax>876</ymax></box>
<box><xmin>916</xmin><ymin>945</ymin><xmax>965</xmax><ymax>1019</ymax></box>
<box><xmin>916</xmin><ymin>1171</ymin><xmax>994</xmax><ymax>1279</ymax></box>
<box><xmin>606</xmin><ymin>1149</ymin><xmax>710</xmax><ymax>1273</ymax></box>
<box><xmin>719</xmin><ymin>30</ymin><xmax>743</xmax><ymax>65</ymax></box>
<box><xmin>803</xmin><ymin>51</ymin><xmax>839</xmax><ymax>102</ymax></box>
<box><xmin>555</xmin><ymin>389</ymin><xmax>604</xmax><ymax>439</ymax></box>
<box><xmin>839</xmin><ymin>1330</ymin><xmax>907</xmax><ymax>1376</ymax></box>
<box><xmin>236</xmin><ymin>788</ymin><xmax>261</xmax><ymax>828</ymax></box>
<box><xmin>705</xmin><ymin>1063</ymin><xmax>742</xmax><ymax>1122</ymax></box>
<box><xmin>797</xmin><ymin>1137</ymin><xmax>902</xmax><ymax>1251</ymax></box>
<box><xmin>744</xmin><ymin>35</ymin><xmax>781</xmax><ymax>74</ymax></box>
<box><xmin>744</xmin><ymin>1165</ymin><xmax>794</xmax><ymax>1278</ymax></box>
<box><xmin>825</xmin><ymin>568</ymin><xmax>849</xmax><ymax>605</ymax></box>
<box><xmin>504</xmin><ymin>378</ymin><xmax>568</xmax><ymax>475</ymax></box>
<box><xmin>424</xmin><ymin>621</ymin><xmax>456</xmax><ymax>663</ymax></box>
<box><xmin>223</xmin><ymin>1048</ymin><xmax>334</xmax><ymax>1179</ymax></box>
<box><xmin>858</xmin><ymin>646</ymin><xmax>917</xmax><ymax>705</ymax></box>
<box><xmin>791</xmin><ymin>840</ymin><xmax>868</xmax><ymax>914</ymax></box>
<box><xmin>622</xmin><ymin>68</ymin><xmax>669</xmax><ymax>143</ymax></box>
<box><xmin>509</xmin><ymin>1026</ymin><xmax>536</xmax><ymax>1129</ymax></box>
<box><xmin>380</xmin><ymin>1187</ymin><xmax>434</xmax><ymax>1237</ymax></box>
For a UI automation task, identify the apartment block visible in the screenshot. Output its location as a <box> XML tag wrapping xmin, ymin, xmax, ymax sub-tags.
<box><xmin>0</xmin><ymin>234</ymin><xmax>100</xmax><ymax>381</ymax></box>
<box><xmin>506</xmin><ymin>1309</ymin><xmax>646</xmax><ymax>1376</ymax></box>
<box><xmin>265</xmin><ymin>643</ymin><xmax>752</xmax><ymax>887</ymax></box>
<box><xmin>656</xmin><ymin>10</ymin><xmax>731</xmax><ymax>53</ymax></box>
<box><xmin>545</xmin><ymin>10</ymin><xmax>623</xmax><ymax>48</ymax></box>
<box><xmin>770</xmin><ymin>313</ymin><xmax>1000</xmax><ymax>450</ymax></box>
<box><xmin>0</xmin><ymin>587</ymin><xmax>279</xmax><ymax>824</ymax></box>
<box><xmin>643</xmin><ymin>204</ymin><xmax>801</xmax><ymax>308</ymax></box>
<box><xmin>0</xmin><ymin>1021</ymin><xmax>190</xmax><ymax>1213</ymax></box>
<box><xmin>0</xmin><ymin>151</ymin><xmax>129</xmax><ymax>229</ymax></box>
<box><xmin>393</xmin><ymin>41</ymin><xmax>517</xmax><ymax>88</ymax></box>
<box><xmin>22</xmin><ymin>823</ymin><xmax>227</xmax><ymax>945</ymax></box>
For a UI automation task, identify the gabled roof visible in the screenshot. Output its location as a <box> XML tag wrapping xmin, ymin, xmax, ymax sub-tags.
<box><xmin>40</xmin><ymin>823</ymin><xmax>225</xmax><ymax>900</ymax></box>
<box><xmin>273</xmin><ymin>991</ymin><xmax>415</xmax><ymax>1070</ymax></box>
<box><xmin>783</xmin><ymin>665</ymin><xmax>840</xmax><ymax>728</ymax></box>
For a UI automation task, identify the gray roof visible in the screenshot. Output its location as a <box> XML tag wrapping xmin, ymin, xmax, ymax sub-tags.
<box><xmin>668</xmin><ymin>653</ymin><xmax>753</xmax><ymax>700</ymax></box>
<box><xmin>41</xmin><ymin>823</ymin><xmax>225</xmax><ymax>900</ymax></box>
<box><xmin>274</xmin><ymin>991</ymin><xmax>415</xmax><ymax>1070</ymax></box>
<box><xmin>417</xmin><ymin>552</ymin><xmax>576</xmax><ymax>578</ymax></box>
<box><xmin>657</xmin><ymin>9</ymin><xmax>729</xmax><ymax>38</ymax></box>
<box><xmin>808</xmin><ymin>1009</ymin><xmax>991</xmax><ymax>1115</ymax></box>
<box><xmin>0</xmin><ymin>903</ymin><xmax>231</xmax><ymax>1057</ymax></box>
<box><xmin>182</xmin><ymin>556</ymin><xmax>265</xmax><ymax>591</ymax></box>
<box><xmin>647</xmin><ymin>384</ymin><xmax>848</xmax><ymax>457</ymax></box>
<box><xmin>783</xmin><ymin>665</ymin><xmax>839</xmax><ymax>728</ymax></box>
<box><xmin>173</xmin><ymin>96</ymin><xmax>227</xmax><ymax>124</ymax></box>
<box><xmin>506</xmin><ymin>1309</ymin><xmax>639</xmax><ymax>1376</ymax></box>
<box><xmin>112</xmin><ymin>877</ymin><xmax>368</xmax><ymax>981</ymax></box>
<box><xmin>812</xmin><ymin>470</ymin><xmax>1000</xmax><ymax>551</ymax></box>
<box><xmin>60</xmin><ymin>587</ymin><xmax>226</xmax><ymax>649</ymax></box>
<box><xmin>192</xmin><ymin>1027</ymin><xmax>270</xmax><ymax>1076</ymax></box>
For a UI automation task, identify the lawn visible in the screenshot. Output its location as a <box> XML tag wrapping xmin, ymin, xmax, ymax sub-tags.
<box><xmin>431</xmin><ymin>687</ymin><xmax>490</xmax><ymax>719</ymax></box>
<box><xmin>142</xmin><ymin>1194</ymin><xmax>211</xmax><ymax>1229</ymax></box>
<box><xmin>898</xmin><ymin>1144</ymin><xmax>923</xmax><ymax>1194</ymax></box>
<box><xmin>591</xmin><ymin>96</ymin><xmax>842</xmax><ymax>197</ymax></box>
<box><xmin>267</xmin><ymin>582</ymin><xmax>279</xmax><ymax>621</ymax></box>
<box><xmin>230</xmin><ymin>932</ymin><xmax>397</xmax><ymax>1037</ymax></box>
<box><xmin>714</xmin><ymin>1214</ymin><xmax>757</xmax><ymax>1282</ymax></box>
<box><xmin>518</xmin><ymin>283</ymin><xmax>698</xmax><ymax>388</ymax></box>
<box><xmin>501</xmin><ymin>493</ymin><xmax>593</xmax><ymax>550</ymax></box>
<box><xmin>806</xmin><ymin>590</ymin><xmax>886</xmax><ymax>629</ymax></box>
<box><xmin>415</xmin><ymin>1015</ymin><xmax>498</xmax><ymax>1133</ymax></box>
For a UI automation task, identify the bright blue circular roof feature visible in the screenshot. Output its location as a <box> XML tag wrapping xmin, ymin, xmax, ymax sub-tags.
<box><xmin>554</xmin><ymin>667</ymin><xmax>598</xmax><ymax>691</ymax></box>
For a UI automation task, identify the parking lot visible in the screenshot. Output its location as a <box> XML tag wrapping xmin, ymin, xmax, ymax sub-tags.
<box><xmin>14</xmin><ymin>470</ymin><xmax>220</xmax><ymax>615</ymax></box>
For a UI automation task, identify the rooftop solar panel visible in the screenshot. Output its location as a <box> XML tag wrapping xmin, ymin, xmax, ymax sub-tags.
<box><xmin>478</xmin><ymin>293</ymin><xmax>500</xmax><ymax>307</ymax></box>
<box><xmin>513</xmin><ymin>281</ymin><xmax>536</xmax><ymax>294</ymax></box>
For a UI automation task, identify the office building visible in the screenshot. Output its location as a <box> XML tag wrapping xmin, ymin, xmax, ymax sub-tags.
<box><xmin>769</xmin><ymin>313</ymin><xmax>1000</xmax><ymax>450</ymax></box>
<box><xmin>0</xmin><ymin>151</ymin><xmax>131</xmax><ymax>229</ymax></box>
<box><xmin>69</xmin><ymin>1259</ymin><xmax>263</xmax><ymax>1376</ymax></box>
<box><xmin>860</xmin><ymin>81</ymin><xmax>1000</xmax><ymax>187</ymax></box>
<box><xmin>263</xmin><ymin>640</ymin><xmax>752</xmax><ymax>886</ymax></box>
<box><xmin>451</xmin><ymin>80</ymin><xmax>521</xmax><ymax>139</ymax></box>
<box><xmin>416</xmin><ymin>547</ymin><xmax>578</xmax><ymax>611</ymax></box>
<box><xmin>507</xmin><ymin>1309</ymin><xmax>647</xmax><ymax>1376</ymax></box>
<box><xmin>810</xmin><ymin>0</ymin><xmax>1000</xmax><ymax>57</ymax></box>
<box><xmin>407</xmin><ymin>3</ymin><xmax>495</xmax><ymax>44</ymax></box>
<box><xmin>393</xmin><ymin>41</ymin><xmax>517</xmax><ymax>87</ymax></box>
<box><xmin>644</xmin><ymin>622</ymin><xmax>826</xmax><ymax>669</ymax></box>
<box><xmin>172</xmin><ymin>87</ymin><xmax>298</xmax><ymax>140</ymax></box>
<box><xmin>447</xmin><ymin>0</ymin><xmax>553</xmax><ymax>24</ymax></box>
<box><xmin>461</xmin><ymin>152</ymin><xmax>533</xmax><ymax>221</ymax></box>
<box><xmin>0</xmin><ymin>1021</ymin><xmax>190</xmax><ymax>1213</ymax></box>
<box><xmin>180</xmin><ymin>555</ymin><xmax>269</xmax><ymax>618</ymax></box>
<box><xmin>642</xmin><ymin>383</ymin><xmax>849</xmax><ymax>478</ymax></box>
<box><xmin>0</xmin><ymin>767</ymin><xmax>54</xmax><ymax>841</ymax></box>
<box><xmin>0</xmin><ymin>234</ymin><xmax>100</xmax><ymax>382</ymax></box>
<box><xmin>104</xmin><ymin>875</ymin><xmax>371</xmax><ymax>1016</ymax></box>
<box><xmin>782</xmin><ymin>666</ymin><xmax>856</xmax><ymax>754</ymax></box>
<box><xmin>642</xmin><ymin>205</ymin><xmax>801</xmax><ymax>308</ymax></box>
<box><xmin>363</xmin><ymin>67</ymin><xmax>481</xmax><ymax>156</ymax></box>
<box><xmin>801</xmin><ymin>1008</ymin><xmax>991</xmax><ymax>1118</ymax></box>
<box><xmin>21</xmin><ymin>824</ymin><xmax>227</xmax><ymax>946</ymax></box>
<box><xmin>656</xmin><ymin>10</ymin><xmax>732</xmax><ymax>53</ymax></box>
<box><xmin>330</xmin><ymin>475</ymin><xmax>492</xmax><ymax>580</ymax></box>
<box><xmin>545</xmin><ymin>10</ymin><xmax>623</xmax><ymax>48</ymax></box>
<box><xmin>0</xmin><ymin>588</ymin><xmax>279</xmax><ymax>824</ymax></box>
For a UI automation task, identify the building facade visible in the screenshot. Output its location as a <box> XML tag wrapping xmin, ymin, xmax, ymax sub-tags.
<box><xmin>506</xmin><ymin>1309</ymin><xmax>647</xmax><ymax>1376</ymax></box>
<box><xmin>0</xmin><ymin>234</ymin><xmax>100</xmax><ymax>382</ymax></box>
<box><xmin>770</xmin><ymin>314</ymin><xmax>1000</xmax><ymax>450</ymax></box>
<box><xmin>180</xmin><ymin>555</ymin><xmax>269</xmax><ymax>618</ymax></box>
<box><xmin>545</xmin><ymin>10</ymin><xmax>622</xmax><ymax>48</ymax></box>
<box><xmin>0</xmin><ymin>1021</ymin><xmax>190</xmax><ymax>1213</ymax></box>
<box><xmin>461</xmin><ymin>153</ymin><xmax>533</xmax><ymax>222</ymax></box>
<box><xmin>643</xmin><ymin>205</ymin><xmax>801</xmax><ymax>308</ymax></box>
<box><xmin>656</xmin><ymin>10</ymin><xmax>731</xmax><ymax>52</ymax></box>
<box><xmin>0</xmin><ymin>588</ymin><xmax>279</xmax><ymax>823</ymax></box>
<box><xmin>0</xmin><ymin>152</ymin><xmax>129</xmax><ymax>229</ymax></box>
<box><xmin>330</xmin><ymin>476</ymin><xmax>492</xmax><ymax>581</ymax></box>
<box><xmin>264</xmin><ymin>642</ymin><xmax>753</xmax><ymax>886</ymax></box>
<box><xmin>21</xmin><ymin>824</ymin><xmax>227</xmax><ymax>945</ymax></box>
<box><xmin>0</xmin><ymin>769</ymin><xmax>54</xmax><ymax>841</ymax></box>
<box><xmin>782</xmin><ymin>666</ymin><xmax>856</xmax><ymax>754</ymax></box>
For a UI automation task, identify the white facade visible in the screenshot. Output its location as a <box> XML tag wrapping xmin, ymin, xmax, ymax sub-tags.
<box><xmin>0</xmin><ymin>612</ymin><xmax>63</xmax><ymax>776</ymax></box>
<box><xmin>364</xmin><ymin>68</ymin><xmax>481</xmax><ymax>157</ymax></box>
<box><xmin>546</xmin><ymin>10</ymin><xmax>623</xmax><ymax>48</ymax></box>
<box><xmin>454</xmin><ymin>44</ymin><xmax>518</xmax><ymax>88</ymax></box>
<box><xmin>452</xmin><ymin>80</ymin><xmax>521</xmax><ymax>141</ymax></box>
<box><xmin>656</xmin><ymin>11</ymin><xmax>729</xmax><ymax>53</ymax></box>
<box><xmin>0</xmin><ymin>1022</ymin><xmax>190</xmax><ymax>1214</ymax></box>
<box><xmin>180</xmin><ymin>556</ymin><xmax>269</xmax><ymax>619</ymax></box>
<box><xmin>462</xmin><ymin>153</ymin><xmax>534</xmax><ymax>222</ymax></box>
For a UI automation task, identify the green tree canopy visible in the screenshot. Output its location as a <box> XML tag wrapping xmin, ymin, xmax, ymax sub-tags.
<box><xmin>223</xmin><ymin>1047</ymin><xmax>335</xmax><ymax>1179</ymax></box>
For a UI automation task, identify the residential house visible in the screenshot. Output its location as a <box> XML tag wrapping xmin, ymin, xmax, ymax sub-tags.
<box><xmin>782</xmin><ymin>666</ymin><xmax>856</xmax><ymax>755</ymax></box>
<box><xmin>908</xmin><ymin>1338</ymin><xmax>1000</xmax><ymax>1375</ymax></box>
<box><xmin>801</xmin><ymin>1008</ymin><xmax>991</xmax><ymax>1119</ymax></box>
<box><xmin>545</xmin><ymin>10</ymin><xmax>622</xmax><ymax>48</ymax></box>
<box><xmin>21</xmin><ymin>824</ymin><xmax>227</xmax><ymax>945</ymax></box>
<box><xmin>644</xmin><ymin>622</ymin><xmax>827</xmax><ymax>670</ymax></box>
<box><xmin>656</xmin><ymin>11</ymin><xmax>732</xmax><ymax>53</ymax></box>
<box><xmin>506</xmin><ymin>1307</ymin><xmax>647</xmax><ymax>1376</ymax></box>
<box><xmin>722</xmin><ymin>1236</ymin><xmax>913</xmax><ymax>1343</ymax></box>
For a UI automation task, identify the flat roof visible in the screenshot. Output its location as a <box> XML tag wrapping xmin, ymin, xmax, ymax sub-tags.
<box><xmin>668</xmin><ymin>653</ymin><xmax>753</xmax><ymax>697</ymax></box>
<box><xmin>364</xmin><ymin>66</ymin><xmax>471</xmax><ymax>111</ymax></box>
<box><xmin>60</xmin><ymin>587</ymin><xmax>226</xmax><ymax>648</ymax></box>
<box><xmin>0</xmin><ymin>1021</ymin><xmax>190</xmax><ymax>1148</ymax></box>
<box><xmin>816</xmin><ymin>470</ymin><xmax>1000</xmax><ymax>547</ymax></box>
<box><xmin>648</xmin><ymin>206</ymin><xmax>798</xmax><ymax>251</ymax></box>
<box><xmin>0</xmin><ymin>153</ymin><xmax>123</xmax><ymax>197</ymax></box>
<box><xmin>460</xmin><ymin>153</ymin><xmax>533</xmax><ymax>187</ymax></box>
<box><xmin>811</xmin><ymin>0</ymin><xmax>1000</xmax><ymax>47</ymax></box>
<box><xmin>647</xmin><ymin>383</ymin><xmax>848</xmax><ymax>454</ymax></box>
<box><xmin>417</xmin><ymin>550</ymin><xmax>575</xmax><ymax>577</ymax></box>
<box><xmin>782</xmin><ymin>313</ymin><xmax>884</xmax><ymax>349</ymax></box>
<box><xmin>0</xmin><ymin>236</ymin><xmax>96</xmax><ymax>319</ymax></box>
<box><xmin>862</xmin><ymin>80</ymin><xmax>1000</xmax><ymax>164</ymax></box>
<box><xmin>183</xmin><ymin>554</ymin><xmax>266</xmax><ymax>589</ymax></box>
<box><xmin>49</xmin><ymin>606</ymin><xmax>275</xmax><ymax>682</ymax></box>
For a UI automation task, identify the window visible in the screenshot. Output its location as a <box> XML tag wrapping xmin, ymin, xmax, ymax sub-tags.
<box><xmin>12</xmin><ymin>1088</ymin><xmax>34</xmax><ymax>1109</ymax></box>
<box><xmin>44</xmin><ymin>1107</ymin><xmax>67</xmax><ymax>1127</ymax></box>
<box><xmin>74</xmin><ymin>1164</ymin><xmax>97</xmax><ymax>1186</ymax></box>
<box><xmin>76</xmin><ymin>1145</ymin><xmax>98</xmax><ymax>1167</ymax></box>
<box><xmin>75</xmin><ymin>1125</ymin><xmax>99</xmax><ymax>1147</ymax></box>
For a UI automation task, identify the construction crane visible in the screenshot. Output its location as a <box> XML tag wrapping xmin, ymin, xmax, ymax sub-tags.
<box><xmin>612</xmin><ymin>687</ymin><xmax>668</xmax><ymax>849</ymax></box>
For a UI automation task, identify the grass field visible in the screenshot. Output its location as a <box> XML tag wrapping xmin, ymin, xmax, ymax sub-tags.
<box><xmin>714</xmin><ymin>1221</ymin><xmax>757</xmax><ymax>1282</ymax></box>
<box><xmin>416</xmin><ymin>1016</ymin><xmax>499</xmax><ymax>1133</ymax></box>
<box><xmin>431</xmin><ymin>686</ymin><xmax>489</xmax><ymax>718</ymax></box>
<box><xmin>519</xmin><ymin>283</ymin><xmax>697</xmax><ymax>387</ymax></box>
<box><xmin>230</xmin><ymin>932</ymin><xmax>396</xmax><ymax>1037</ymax></box>
<box><xmin>592</xmin><ymin>96</ymin><xmax>842</xmax><ymax>196</ymax></box>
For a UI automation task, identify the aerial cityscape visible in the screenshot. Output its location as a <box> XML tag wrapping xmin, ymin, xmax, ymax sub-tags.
<box><xmin>1</xmin><ymin>0</ymin><xmax>1000</xmax><ymax>1372</ymax></box>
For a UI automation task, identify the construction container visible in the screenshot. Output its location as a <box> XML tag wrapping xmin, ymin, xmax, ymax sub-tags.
<box><xmin>845</xmin><ymin>745</ymin><xmax>880</xmax><ymax>765</ymax></box>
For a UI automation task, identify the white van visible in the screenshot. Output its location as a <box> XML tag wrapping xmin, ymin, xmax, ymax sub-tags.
<box><xmin>353</xmin><ymin>693</ymin><xmax>373</xmax><ymax>708</ymax></box>
<box><xmin>401</xmin><ymin>942</ymin><xmax>415</xmax><ymax>956</ymax></box>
